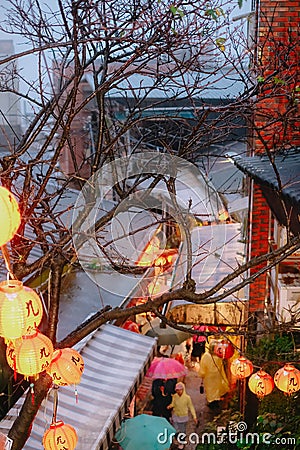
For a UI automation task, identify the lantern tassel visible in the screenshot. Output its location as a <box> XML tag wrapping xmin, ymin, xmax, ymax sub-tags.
<box><xmin>74</xmin><ymin>385</ymin><xmax>78</xmax><ymax>404</ymax></box>
<box><xmin>30</xmin><ymin>383</ymin><xmax>35</xmax><ymax>405</ymax></box>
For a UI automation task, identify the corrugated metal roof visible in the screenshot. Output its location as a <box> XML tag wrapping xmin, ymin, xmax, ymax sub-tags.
<box><xmin>232</xmin><ymin>150</ymin><xmax>300</xmax><ymax>207</ymax></box>
<box><xmin>0</xmin><ymin>324</ymin><xmax>157</xmax><ymax>450</ymax></box>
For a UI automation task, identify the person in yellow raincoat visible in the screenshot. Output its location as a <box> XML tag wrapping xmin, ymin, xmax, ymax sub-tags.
<box><xmin>198</xmin><ymin>343</ymin><xmax>230</xmax><ymax>408</ymax></box>
<box><xmin>167</xmin><ymin>382</ymin><xmax>198</xmax><ymax>433</ymax></box>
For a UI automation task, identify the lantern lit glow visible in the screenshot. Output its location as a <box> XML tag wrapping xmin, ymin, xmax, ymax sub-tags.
<box><xmin>0</xmin><ymin>280</ymin><xmax>43</xmax><ymax>341</ymax></box>
<box><xmin>48</xmin><ymin>348</ymin><xmax>84</xmax><ymax>386</ymax></box>
<box><xmin>274</xmin><ymin>364</ymin><xmax>300</xmax><ymax>395</ymax></box>
<box><xmin>248</xmin><ymin>370</ymin><xmax>274</xmax><ymax>398</ymax></box>
<box><xmin>14</xmin><ymin>330</ymin><xmax>53</xmax><ymax>378</ymax></box>
<box><xmin>212</xmin><ymin>339</ymin><xmax>234</xmax><ymax>359</ymax></box>
<box><xmin>230</xmin><ymin>356</ymin><xmax>253</xmax><ymax>379</ymax></box>
<box><xmin>122</xmin><ymin>320</ymin><xmax>140</xmax><ymax>333</ymax></box>
<box><xmin>0</xmin><ymin>186</ymin><xmax>21</xmax><ymax>246</ymax></box>
<box><xmin>43</xmin><ymin>420</ymin><xmax>78</xmax><ymax>450</ymax></box>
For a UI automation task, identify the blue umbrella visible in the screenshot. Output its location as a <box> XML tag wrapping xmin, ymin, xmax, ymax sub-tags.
<box><xmin>115</xmin><ymin>414</ymin><xmax>176</xmax><ymax>450</ymax></box>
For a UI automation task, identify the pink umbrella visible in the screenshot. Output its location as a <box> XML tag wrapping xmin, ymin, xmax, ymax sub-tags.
<box><xmin>147</xmin><ymin>357</ymin><xmax>188</xmax><ymax>379</ymax></box>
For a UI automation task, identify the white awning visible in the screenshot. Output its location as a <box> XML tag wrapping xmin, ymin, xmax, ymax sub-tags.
<box><xmin>0</xmin><ymin>324</ymin><xmax>157</xmax><ymax>450</ymax></box>
<box><xmin>166</xmin><ymin>223</ymin><xmax>248</xmax><ymax>325</ymax></box>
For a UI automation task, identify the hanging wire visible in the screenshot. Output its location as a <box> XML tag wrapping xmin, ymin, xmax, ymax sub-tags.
<box><xmin>1</xmin><ymin>244</ymin><xmax>16</xmax><ymax>280</ymax></box>
<box><xmin>52</xmin><ymin>386</ymin><xmax>59</xmax><ymax>424</ymax></box>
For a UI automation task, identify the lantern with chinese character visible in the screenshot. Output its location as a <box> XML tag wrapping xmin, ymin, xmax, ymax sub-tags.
<box><xmin>230</xmin><ymin>356</ymin><xmax>253</xmax><ymax>379</ymax></box>
<box><xmin>0</xmin><ymin>186</ymin><xmax>21</xmax><ymax>247</ymax></box>
<box><xmin>274</xmin><ymin>364</ymin><xmax>300</xmax><ymax>395</ymax></box>
<box><xmin>14</xmin><ymin>329</ymin><xmax>53</xmax><ymax>379</ymax></box>
<box><xmin>43</xmin><ymin>420</ymin><xmax>78</xmax><ymax>450</ymax></box>
<box><xmin>122</xmin><ymin>320</ymin><xmax>140</xmax><ymax>333</ymax></box>
<box><xmin>248</xmin><ymin>370</ymin><xmax>274</xmax><ymax>398</ymax></box>
<box><xmin>0</xmin><ymin>280</ymin><xmax>43</xmax><ymax>341</ymax></box>
<box><xmin>6</xmin><ymin>341</ymin><xmax>17</xmax><ymax>379</ymax></box>
<box><xmin>213</xmin><ymin>339</ymin><xmax>235</xmax><ymax>359</ymax></box>
<box><xmin>48</xmin><ymin>348</ymin><xmax>84</xmax><ymax>386</ymax></box>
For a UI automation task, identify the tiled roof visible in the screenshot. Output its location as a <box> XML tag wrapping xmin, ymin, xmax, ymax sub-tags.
<box><xmin>232</xmin><ymin>150</ymin><xmax>300</xmax><ymax>207</ymax></box>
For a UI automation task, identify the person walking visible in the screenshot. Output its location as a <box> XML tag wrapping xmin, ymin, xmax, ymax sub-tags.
<box><xmin>151</xmin><ymin>378</ymin><xmax>177</xmax><ymax>420</ymax></box>
<box><xmin>167</xmin><ymin>382</ymin><xmax>198</xmax><ymax>433</ymax></box>
<box><xmin>191</xmin><ymin>325</ymin><xmax>207</xmax><ymax>364</ymax></box>
<box><xmin>198</xmin><ymin>345</ymin><xmax>230</xmax><ymax>409</ymax></box>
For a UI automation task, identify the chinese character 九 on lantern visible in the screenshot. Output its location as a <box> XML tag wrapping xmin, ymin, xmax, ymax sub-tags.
<box><xmin>0</xmin><ymin>186</ymin><xmax>21</xmax><ymax>247</ymax></box>
<box><xmin>43</xmin><ymin>420</ymin><xmax>78</xmax><ymax>450</ymax></box>
<box><xmin>13</xmin><ymin>329</ymin><xmax>53</xmax><ymax>379</ymax></box>
<box><xmin>213</xmin><ymin>339</ymin><xmax>234</xmax><ymax>359</ymax></box>
<box><xmin>48</xmin><ymin>348</ymin><xmax>84</xmax><ymax>386</ymax></box>
<box><xmin>230</xmin><ymin>356</ymin><xmax>253</xmax><ymax>379</ymax></box>
<box><xmin>274</xmin><ymin>364</ymin><xmax>300</xmax><ymax>395</ymax></box>
<box><xmin>0</xmin><ymin>280</ymin><xmax>43</xmax><ymax>341</ymax></box>
<box><xmin>248</xmin><ymin>370</ymin><xmax>274</xmax><ymax>398</ymax></box>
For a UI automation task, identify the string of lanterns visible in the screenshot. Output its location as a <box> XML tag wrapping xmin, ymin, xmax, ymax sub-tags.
<box><xmin>211</xmin><ymin>338</ymin><xmax>300</xmax><ymax>398</ymax></box>
<box><xmin>1</xmin><ymin>186</ymin><xmax>300</xmax><ymax>446</ymax></box>
<box><xmin>0</xmin><ymin>187</ymin><xmax>84</xmax><ymax>449</ymax></box>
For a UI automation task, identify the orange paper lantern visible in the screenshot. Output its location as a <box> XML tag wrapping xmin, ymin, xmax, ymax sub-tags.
<box><xmin>43</xmin><ymin>420</ymin><xmax>78</xmax><ymax>450</ymax></box>
<box><xmin>0</xmin><ymin>280</ymin><xmax>43</xmax><ymax>341</ymax></box>
<box><xmin>274</xmin><ymin>364</ymin><xmax>300</xmax><ymax>395</ymax></box>
<box><xmin>248</xmin><ymin>370</ymin><xmax>274</xmax><ymax>398</ymax></box>
<box><xmin>49</xmin><ymin>348</ymin><xmax>84</xmax><ymax>386</ymax></box>
<box><xmin>0</xmin><ymin>186</ymin><xmax>21</xmax><ymax>246</ymax></box>
<box><xmin>230</xmin><ymin>356</ymin><xmax>253</xmax><ymax>379</ymax></box>
<box><xmin>14</xmin><ymin>329</ymin><xmax>53</xmax><ymax>378</ymax></box>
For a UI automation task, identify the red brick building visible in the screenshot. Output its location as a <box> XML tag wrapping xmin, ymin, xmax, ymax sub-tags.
<box><xmin>236</xmin><ymin>0</ymin><xmax>300</xmax><ymax>322</ymax></box>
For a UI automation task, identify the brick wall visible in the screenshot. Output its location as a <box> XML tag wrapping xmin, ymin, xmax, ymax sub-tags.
<box><xmin>250</xmin><ymin>0</ymin><xmax>300</xmax><ymax>312</ymax></box>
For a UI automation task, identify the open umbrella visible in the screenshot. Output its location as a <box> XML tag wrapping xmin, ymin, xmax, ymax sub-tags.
<box><xmin>115</xmin><ymin>414</ymin><xmax>175</xmax><ymax>450</ymax></box>
<box><xmin>147</xmin><ymin>357</ymin><xmax>188</xmax><ymax>379</ymax></box>
<box><xmin>142</xmin><ymin>318</ymin><xmax>191</xmax><ymax>346</ymax></box>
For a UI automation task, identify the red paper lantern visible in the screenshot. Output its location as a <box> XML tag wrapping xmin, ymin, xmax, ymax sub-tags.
<box><xmin>230</xmin><ymin>356</ymin><xmax>253</xmax><ymax>379</ymax></box>
<box><xmin>213</xmin><ymin>339</ymin><xmax>234</xmax><ymax>359</ymax></box>
<box><xmin>274</xmin><ymin>364</ymin><xmax>300</xmax><ymax>395</ymax></box>
<box><xmin>248</xmin><ymin>370</ymin><xmax>274</xmax><ymax>398</ymax></box>
<box><xmin>0</xmin><ymin>280</ymin><xmax>43</xmax><ymax>341</ymax></box>
<box><xmin>43</xmin><ymin>420</ymin><xmax>78</xmax><ymax>450</ymax></box>
<box><xmin>122</xmin><ymin>320</ymin><xmax>140</xmax><ymax>333</ymax></box>
<box><xmin>0</xmin><ymin>186</ymin><xmax>21</xmax><ymax>246</ymax></box>
<box><xmin>14</xmin><ymin>329</ymin><xmax>53</xmax><ymax>378</ymax></box>
<box><xmin>48</xmin><ymin>348</ymin><xmax>84</xmax><ymax>386</ymax></box>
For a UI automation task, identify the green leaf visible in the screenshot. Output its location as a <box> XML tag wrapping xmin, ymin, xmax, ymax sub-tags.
<box><xmin>273</xmin><ymin>76</ymin><xmax>286</xmax><ymax>85</ymax></box>
<box><xmin>257</xmin><ymin>76</ymin><xmax>265</xmax><ymax>83</ymax></box>
<box><xmin>238</xmin><ymin>0</ymin><xmax>243</xmax><ymax>7</ymax></box>
<box><xmin>216</xmin><ymin>37</ymin><xmax>226</xmax><ymax>51</ymax></box>
<box><xmin>169</xmin><ymin>5</ymin><xmax>184</xmax><ymax>18</ymax></box>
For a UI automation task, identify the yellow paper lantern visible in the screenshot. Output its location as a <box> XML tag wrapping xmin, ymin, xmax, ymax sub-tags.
<box><xmin>48</xmin><ymin>348</ymin><xmax>84</xmax><ymax>386</ymax></box>
<box><xmin>14</xmin><ymin>329</ymin><xmax>53</xmax><ymax>378</ymax></box>
<box><xmin>248</xmin><ymin>370</ymin><xmax>274</xmax><ymax>398</ymax></box>
<box><xmin>43</xmin><ymin>420</ymin><xmax>78</xmax><ymax>450</ymax></box>
<box><xmin>0</xmin><ymin>280</ymin><xmax>43</xmax><ymax>341</ymax></box>
<box><xmin>0</xmin><ymin>186</ymin><xmax>21</xmax><ymax>246</ymax></box>
<box><xmin>230</xmin><ymin>356</ymin><xmax>253</xmax><ymax>379</ymax></box>
<box><xmin>6</xmin><ymin>341</ymin><xmax>17</xmax><ymax>376</ymax></box>
<box><xmin>274</xmin><ymin>364</ymin><xmax>300</xmax><ymax>395</ymax></box>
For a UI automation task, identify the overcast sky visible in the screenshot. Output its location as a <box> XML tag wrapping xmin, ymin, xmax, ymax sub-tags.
<box><xmin>0</xmin><ymin>0</ymin><xmax>252</xmax><ymax>124</ymax></box>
